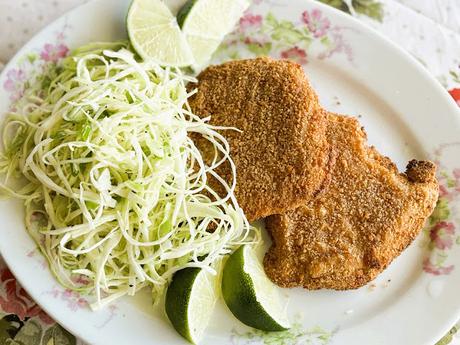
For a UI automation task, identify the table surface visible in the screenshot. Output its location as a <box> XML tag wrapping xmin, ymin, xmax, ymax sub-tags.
<box><xmin>0</xmin><ymin>0</ymin><xmax>459</xmax><ymax>344</ymax></box>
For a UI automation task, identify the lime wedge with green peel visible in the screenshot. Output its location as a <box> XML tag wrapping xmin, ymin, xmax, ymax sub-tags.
<box><xmin>222</xmin><ymin>245</ymin><xmax>290</xmax><ymax>331</ymax></box>
<box><xmin>165</xmin><ymin>267</ymin><xmax>218</xmax><ymax>344</ymax></box>
<box><xmin>127</xmin><ymin>0</ymin><xmax>194</xmax><ymax>67</ymax></box>
<box><xmin>177</xmin><ymin>0</ymin><xmax>250</xmax><ymax>38</ymax></box>
<box><xmin>177</xmin><ymin>0</ymin><xmax>250</xmax><ymax>67</ymax></box>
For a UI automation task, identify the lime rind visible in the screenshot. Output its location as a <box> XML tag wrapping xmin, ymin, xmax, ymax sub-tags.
<box><xmin>177</xmin><ymin>0</ymin><xmax>250</xmax><ymax>67</ymax></box>
<box><xmin>177</xmin><ymin>0</ymin><xmax>198</xmax><ymax>28</ymax></box>
<box><xmin>222</xmin><ymin>245</ymin><xmax>290</xmax><ymax>331</ymax></box>
<box><xmin>179</xmin><ymin>0</ymin><xmax>250</xmax><ymax>39</ymax></box>
<box><xmin>165</xmin><ymin>268</ymin><xmax>199</xmax><ymax>343</ymax></box>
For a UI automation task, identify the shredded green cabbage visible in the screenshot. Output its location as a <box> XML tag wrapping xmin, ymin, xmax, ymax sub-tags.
<box><xmin>0</xmin><ymin>42</ymin><xmax>258</xmax><ymax>309</ymax></box>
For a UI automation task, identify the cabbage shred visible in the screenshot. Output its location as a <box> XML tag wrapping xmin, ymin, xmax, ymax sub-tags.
<box><xmin>0</xmin><ymin>42</ymin><xmax>257</xmax><ymax>309</ymax></box>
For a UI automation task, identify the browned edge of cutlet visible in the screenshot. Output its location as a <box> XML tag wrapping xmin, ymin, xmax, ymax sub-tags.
<box><xmin>263</xmin><ymin>113</ymin><xmax>439</xmax><ymax>290</ymax></box>
<box><xmin>188</xmin><ymin>57</ymin><xmax>330</xmax><ymax>221</ymax></box>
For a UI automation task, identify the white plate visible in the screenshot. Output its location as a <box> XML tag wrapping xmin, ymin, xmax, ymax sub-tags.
<box><xmin>1</xmin><ymin>1</ymin><xmax>460</xmax><ymax>344</ymax></box>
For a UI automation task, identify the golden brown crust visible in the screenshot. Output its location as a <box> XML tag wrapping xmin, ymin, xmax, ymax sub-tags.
<box><xmin>405</xmin><ymin>159</ymin><xmax>437</xmax><ymax>183</ymax></box>
<box><xmin>264</xmin><ymin>113</ymin><xmax>439</xmax><ymax>290</ymax></box>
<box><xmin>188</xmin><ymin>57</ymin><xmax>329</xmax><ymax>221</ymax></box>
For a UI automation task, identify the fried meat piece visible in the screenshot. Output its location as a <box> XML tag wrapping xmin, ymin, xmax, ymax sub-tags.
<box><xmin>264</xmin><ymin>113</ymin><xmax>439</xmax><ymax>290</ymax></box>
<box><xmin>188</xmin><ymin>57</ymin><xmax>330</xmax><ymax>221</ymax></box>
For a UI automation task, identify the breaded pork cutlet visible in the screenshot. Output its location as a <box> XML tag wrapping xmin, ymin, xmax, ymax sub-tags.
<box><xmin>188</xmin><ymin>57</ymin><xmax>329</xmax><ymax>221</ymax></box>
<box><xmin>264</xmin><ymin>113</ymin><xmax>439</xmax><ymax>290</ymax></box>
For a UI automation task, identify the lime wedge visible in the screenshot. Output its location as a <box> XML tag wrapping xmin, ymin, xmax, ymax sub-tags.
<box><xmin>127</xmin><ymin>0</ymin><xmax>194</xmax><ymax>67</ymax></box>
<box><xmin>165</xmin><ymin>267</ymin><xmax>218</xmax><ymax>344</ymax></box>
<box><xmin>177</xmin><ymin>0</ymin><xmax>250</xmax><ymax>67</ymax></box>
<box><xmin>184</xmin><ymin>35</ymin><xmax>221</xmax><ymax>68</ymax></box>
<box><xmin>177</xmin><ymin>0</ymin><xmax>249</xmax><ymax>38</ymax></box>
<box><xmin>222</xmin><ymin>245</ymin><xmax>290</xmax><ymax>331</ymax></box>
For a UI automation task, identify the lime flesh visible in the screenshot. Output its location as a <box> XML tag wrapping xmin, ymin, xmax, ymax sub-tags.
<box><xmin>127</xmin><ymin>0</ymin><xmax>194</xmax><ymax>67</ymax></box>
<box><xmin>165</xmin><ymin>267</ymin><xmax>218</xmax><ymax>344</ymax></box>
<box><xmin>177</xmin><ymin>0</ymin><xmax>250</xmax><ymax>67</ymax></box>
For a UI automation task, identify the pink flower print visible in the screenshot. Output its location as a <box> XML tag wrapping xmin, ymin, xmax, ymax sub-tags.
<box><xmin>239</xmin><ymin>13</ymin><xmax>263</xmax><ymax>32</ymax></box>
<box><xmin>3</xmin><ymin>69</ymin><xmax>25</xmax><ymax>93</ymax></box>
<box><xmin>302</xmin><ymin>9</ymin><xmax>331</xmax><ymax>38</ymax></box>
<box><xmin>243</xmin><ymin>36</ymin><xmax>270</xmax><ymax>48</ymax></box>
<box><xmin>453</xmin><ymin>168</ymin><xmax>460</xmax><ymax>179</ymax></box>
<box><xmin>39</xmin><ymin>311</ymin><xmax>54</xmax><ymax>324</ymax></box>
<box><xmin>430</xmin><ymin>221</ymin><xmax>455</xmax><ymax>250</ymax></box>
<box><xmin>318</xmin><ymin>29</ymin><xmax>353</xmax><ymax>62</ymax></box>
<box><xmin>67</xmin><ymin>296</ymin><xmax>88</xmax><ymax>311</ymax></box>
<box><xmin>63</xmin><ymin>289</ymin><xmax>73</xmax><ymax>298</ymax></box>
<box><xmin>56</xmin><ymin>31</ymin><xmax>66</xmax><ymax>41</ymax></box>
<box><xmin>241</xmin><ymin>35</ymin><xmax>272</xmax><ymax>55</ymax></box>
<box><xmin>423</xmin><ymin>258</ymin><xmax>454</xmax><ymax>275</ymax></box>
<box><xmin>72</xmin><ymin>274</ymin><xmax>90</xmax><ymax>286</ymax></box>
<box><xmin>46</xmin><ymin>287</ymin><xmax>88</xmax><ymax>311</ymax></box>
<box><xmin>438</xmin><ymin>185</ymin><xmax>453</xmax><ymax>200</ymax></box>
<box><xmin>281</xmin><ymin>47</ymin><xmax>307</xmax><ymax>65</ymax></box>
<box><xmin>0</xmin><ymin>268</ymin><xmax>54</xmax><ymax>324</ymax></box>
<box><xmin>244</xmin><ymin>37</ymin><xmax>259</xmax><ymax>45</ymax></box>
<box><xmin>62</xmin><ymin>289</ymin><xmax>88</xmax><ymax>311</ymax></box>
<box><xmin>40</xmin><ymin>43</ymin><xmax>69</xmax><ymax>62</ymax></box>
<box><xmin>77</xmin><ymin>297</ymin><xmax>88</xmax><ymax>309</ymax></box>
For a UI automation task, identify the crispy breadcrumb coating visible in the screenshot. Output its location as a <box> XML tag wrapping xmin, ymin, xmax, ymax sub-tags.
<box><xmin>189</xmin><ymin>57</ymin><xmax>329</xmax><ymax>221</ymax></box>
<box><xmin>264</xmin><ymin>113</ymin><xmax>439</xmax><ymax>290</ymax></box>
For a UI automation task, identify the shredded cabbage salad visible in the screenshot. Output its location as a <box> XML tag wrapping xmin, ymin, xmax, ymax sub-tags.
<box><xmin>0</xmin><ymin>42</ymin><xmax>258</xmax><ymax>309</ymax></box>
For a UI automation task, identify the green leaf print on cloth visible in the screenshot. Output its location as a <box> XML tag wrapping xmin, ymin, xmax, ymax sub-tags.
<box><xmin>43</xmin><ymin>324</ymin><xmax>76</xmax><ymax>345</ymax></box>
<box><xmin>317</xmin><ymin>0</ymin><xmax>351</xmax><ymax>13</ymax></box>
<box><xmin>0</xmin><ymin>314</ymin><xmax>22</xmax><ymax>344</ymax></box>
<box><xmin>10</xmin><ymin>319</ymin><xmax>43</xmax><ymax>345</ymax></box>
<box><xmin>0</xmin><ymin>314</ymin><xmax>76</xmax><ymax>345</ymax></box>
<box><xmin>352</xmin><ymin>0</ymin><xmax>384</xmax><ymax>21</ymax></box>
<box><xmin>317</xmin><ymin>0</ymin><xmax>384</xmax><ymax>21</ymax></box>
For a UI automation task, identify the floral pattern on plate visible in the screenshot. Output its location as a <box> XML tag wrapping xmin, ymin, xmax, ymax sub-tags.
<box><xmin>2</xmin><ymin>25</ymin><xmax>70</xmax><ymax>102</ymax></box>
<box><xmin>214</xmin><ymin>6</ymin><xmax>353</xmax><ymax>65</ymax></box>
<box><xmin>231</xmin><ymin>322</ymin><xmax>334</xmax><ymax>345</ymax></box>
<box><xmin>422</xmin><ymin>144</ymin><xmax>460</xmax><ymax>276</ymax></box>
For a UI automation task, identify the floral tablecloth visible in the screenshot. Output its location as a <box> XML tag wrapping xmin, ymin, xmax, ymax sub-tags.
<box><xmin>0</xmin><ymin>0</ymin><xmax>459</xmax><ymax>344</ymax></box>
